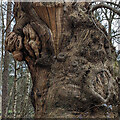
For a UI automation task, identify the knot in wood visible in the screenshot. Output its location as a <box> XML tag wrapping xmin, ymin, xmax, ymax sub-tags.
<box><xmin>72</xmin><ymin>61</ymin><xmax>78</xmax><ymax>67</ymax></box>
<box><xmin>13</xmin><ymin>51</ymin><xmax>24</xmax><ymax>61</ymax></box>
<box><xmin>5</xmin><ymin>32</ymin><xmax>23</xmax><ymax>53</ymax></box>
<box><xmin>57</xmin><ymin>52</ymin><xmax>67</xmax><ymax>62</ymax></box>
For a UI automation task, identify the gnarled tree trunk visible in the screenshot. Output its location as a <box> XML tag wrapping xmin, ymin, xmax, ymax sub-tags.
<box><xmin>5</xmin><ymin>2</ymin><xmax>118</xmax><ymax>118</ymax></box>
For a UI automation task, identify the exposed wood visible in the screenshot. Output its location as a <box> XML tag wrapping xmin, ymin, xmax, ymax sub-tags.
<box><xmin>5</xmin><ymin>2</ymin><xmax>119</xmax><ymax>118</ymax></box>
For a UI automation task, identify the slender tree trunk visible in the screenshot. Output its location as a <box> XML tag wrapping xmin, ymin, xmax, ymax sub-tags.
<box><xmin>20</xmin><ymin>69</ymin><xmax>31</xmax><ymax>118</ymax></box>
<box><xmin>13</xmin><ymin>60</ymin><xmax>17</xmax><ymax>118</ymax></box>
<box><xmin>0</xmin><ymin>1</ymin><xmax>4</xmax><ymax>83</ymax></box>
<box><xmin>26</xmin><ymin>71</ymin><xmax>31</xmax><ymax>99</ymax></box>
<box><xmin>2</xmin><ymin>2</ymin><xmax>12</xmax><ymax>118</ymax></box>
<box><xmin>5</xmin><ymin>2</ymin><xmax>119</xmax><ymax>118</ymax></box>
<box><xmin>5</xmin><ymin>85</ymin><xmax>14</xmax><ymax>117</ymax></box>
<box><xmin>0</xmin><ymin>3</ymin><xmax>4</xmax><ymax>114</ymax></box>
<box><xmin>117</xmin><ymin>14</ymin><xmax>120</xmax><ymax>119</ymax></box>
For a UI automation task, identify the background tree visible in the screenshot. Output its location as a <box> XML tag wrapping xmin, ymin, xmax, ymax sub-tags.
<box><xmin>0</xmin><ymin>2</ymin><xmax>34</xmax><ymax>118</ymax></box>
<box><xmin>2</xmin><ymin>2</ymin><xmax>12</xmax><ymax>118</ymax></box>
<box><xmin>4</xmin><ymin>1</ymin><xmax>120</xmax><ymax>118</ymax></box>
<box><xmin>89</xmin><ymin>1</ymin><xmax>120</xmax><ymax>45</ymax></box>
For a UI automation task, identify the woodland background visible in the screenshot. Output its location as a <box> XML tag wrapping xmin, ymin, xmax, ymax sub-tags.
<box><xmin>0</xmin><ymin>0</ymin><xmax>120</xmax><ymax>118</ymax></box>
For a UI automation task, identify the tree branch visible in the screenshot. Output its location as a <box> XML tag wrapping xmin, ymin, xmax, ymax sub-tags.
<box><xmin>90</xmin><ymin>3</ymin><xmax>120</xmax><ymax>16</ymax></box>
<box><xmin>106</xmin><ymin>1</ymin><xmax>120</xmax><ymax>8</ymax></box>
<box><xmin>112</xmin><ymin>33</ymin><xmax>120</xmax><ymax>38</ymax></box>
<box><xmin>4</xmin><ymin>16</ymin><xmax>14</xmax><ymax>34</ymax></box>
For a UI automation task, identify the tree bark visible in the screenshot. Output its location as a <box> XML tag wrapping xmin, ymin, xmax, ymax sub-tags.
<box><xmin>90</xmin><ymin>3</ymin><xmax>120</xmax><ymax>16</ymax></box>
<box><xmin>13</xmin><ymin>60</ymin><xmax>17</xmax><ymax>118</ymax></box>
<box><xmin>5</xmin><ymin>2</ymin><xmax>119</xmax><ymax>118</ymax></box>
<box><xmin>2</xmin><ymin>2</ymin><xmax>12</xmax><ymax>118</ymax></box>
<box><xmin>0</xmin><ymin>1</ymin><xmax>4</xmax><ymax>84</ymax></box>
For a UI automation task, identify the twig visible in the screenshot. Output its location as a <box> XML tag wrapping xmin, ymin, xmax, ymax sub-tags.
<box><xmin>89</xmin><ymin>3</ymin><xmax>120</xmax><ymax>16</ymax></box>
<box><xmin>89</xmin><ymin>12</ymin><xmax>109</xmax><ymax>42</ymax></box>
<box><xmin>4</xmin><ymin>16</ymin><xmax>15</xmax><ymax>34</ymax></box>
<box><xmin>88</xmin><ymin>8</ymin><xmax>112</xmax><ymax>57</ymax></box>
<box><xmin>83</xmin><ymin>104</ymin><xmax>102</xmax><ymax>113</ymax></box>
<box><xmin>106</xmin><ymin>1</ymin><xmax>120</xmax><ymax>8</ymax></box>
<box><xmin>83</xmin><ymin>30</ymin><xmax>90</xmax><ymax>42</ymax></box>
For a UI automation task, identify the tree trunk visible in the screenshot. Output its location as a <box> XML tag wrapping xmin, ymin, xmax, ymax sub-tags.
<box><xmin>13</xmin><ymin>60</ymin><xmax>17</xmax><ymax>118</ymax></box>
<box><xmin>0</xmin><ymin>1</ymin><xmax>5</xmax><ymax>84</ymax></box>
<box><xmin>2</xmin><ymin>2</ymin><xmax>12</xmax><ymax>118</ymax></box>
<box><xmin>5</xmin><ymin>2</ymin><xmax>118</xmax><ymax>118</ymax></box>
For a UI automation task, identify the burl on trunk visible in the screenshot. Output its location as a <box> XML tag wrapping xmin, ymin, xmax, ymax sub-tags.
<box><xmin>5</xmin><ymin>2</ymin><xmax>118</xmax><ymax>118</ymax></box>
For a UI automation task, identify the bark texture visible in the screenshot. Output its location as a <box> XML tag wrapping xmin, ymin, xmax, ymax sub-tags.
<box><xmin>2</xmin><ymin>2</ymin><xmax>12</xmax><ymax>118</ymax></box>
<box><xmin>5</xmin><ymin>2</ymin><xmax>118</xmax><ymax>118</ymax></box>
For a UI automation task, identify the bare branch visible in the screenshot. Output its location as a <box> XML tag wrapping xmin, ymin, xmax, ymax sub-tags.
<box><xmin>4</xmin><ymin>16</ymin><xmax>15</xmax><ymax>34</ymax></box>
<box><xmin>112</xmin><ymin>33</ymin><xmax>120</xmax><ymax>38</ymax></box>
<box><xmin>106</xmin><ymin>1</ymin><xmax>120</xmax><ymax>8</ymax></box>
<box><xmin>90</xmin><ymin>3</ymin><xmax>120</xmax><ymax>16</ymax></box>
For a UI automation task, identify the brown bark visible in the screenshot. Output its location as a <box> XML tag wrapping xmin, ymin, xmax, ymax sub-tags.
<box><xmin>5</xmin><ymin>2</ymin><xmax>118</xmax><ymax>118</ymax></box>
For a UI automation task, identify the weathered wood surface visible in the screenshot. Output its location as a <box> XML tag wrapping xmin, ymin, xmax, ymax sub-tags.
<box><xmin>5</xmin><ymin>2</ymin><xmax>118</xmax><ymax>118</ymax></box>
